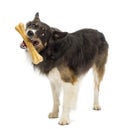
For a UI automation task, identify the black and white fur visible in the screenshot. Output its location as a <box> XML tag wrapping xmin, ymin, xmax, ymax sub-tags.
<box><xmin>20</xmin><ymin>13</ymin><xmax>108</xmax><ymax>125</ymax></box>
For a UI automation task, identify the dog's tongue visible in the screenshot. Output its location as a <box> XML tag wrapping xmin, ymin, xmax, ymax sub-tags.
<box><xmin>20</xmin><ymin>41</ymin><xmax>27</xmax><ymax>49</ymax></box>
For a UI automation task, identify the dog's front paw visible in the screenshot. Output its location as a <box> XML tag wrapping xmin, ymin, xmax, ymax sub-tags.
<box><xmin>48</xmin><ymin>112</ymin><xmax>58</xmax><ymax>118</ymax></box>
<box><xmin>93</xmin><ymin>105</ymin><xmax>101</xmax><ymax>110</ymax></box>
<box><xmin>58</xmin><ymin>118</ymin><xmax>70</xmax><ymax>125</ymax></box>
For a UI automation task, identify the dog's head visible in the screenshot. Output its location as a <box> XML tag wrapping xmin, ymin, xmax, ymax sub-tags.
<box><xmin>24</xmin><ymin>12</ymin><xmax>51</xmax><ymax>52</ymax></box>
<box><xmin>20</xmin><ymin>12</ymin><xmax>68</xmax><ymax>53</ymax></box>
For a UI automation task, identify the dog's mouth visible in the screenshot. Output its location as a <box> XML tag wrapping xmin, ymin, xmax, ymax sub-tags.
<box><xmin>20</xmin><ymin>38</ymin><xmax>44</xmax><ymax>53</ymax></box>
<box><xmin>20</xmin><ymin>41</ymin><xmax>27</xmax><ymax>49</ymax></box>
<box><xmin>20</xmin><ymin>40</ymin><xmax>40</xmax><ymax>49</ymax></box>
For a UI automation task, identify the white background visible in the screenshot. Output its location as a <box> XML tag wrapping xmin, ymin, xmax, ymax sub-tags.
<box><xmin>0</xmin><ymin>0</ymin><xmax>120</xmax><ymax>128</ymax></box>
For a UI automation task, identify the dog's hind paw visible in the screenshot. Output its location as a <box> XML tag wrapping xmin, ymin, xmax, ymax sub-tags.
<box><xmin>58</xmin><ymin>118</ymin><xmax>70</xmax><ymax>125</ymax></box>
<box><xmin>48</xmin><ymin>112</ymin><xmax>58</xmax><ymax>118</ymax></box>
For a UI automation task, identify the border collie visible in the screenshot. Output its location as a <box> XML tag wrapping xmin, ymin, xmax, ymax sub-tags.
<box><xmin>20</xmin><ymin>12</ymin><xmax>108</xmax><ymax>125</ymax></box>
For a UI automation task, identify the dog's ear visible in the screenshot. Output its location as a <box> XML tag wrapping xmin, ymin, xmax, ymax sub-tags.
<box><xmin>53</xmin><ymin>31</ymin><xmax>68</xmax><ymax>40</ymax></box>
<box><xmin>34</xmin><ymin>12</ymin><xmax>40</xmax><ymax>21</ymax></box>
<box><xmin>35</xmin><ymin>12</ymin><xmax>39</xmax><ymax>18</ymax></box>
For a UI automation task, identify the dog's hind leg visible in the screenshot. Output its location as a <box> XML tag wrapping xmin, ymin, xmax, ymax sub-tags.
<box><xmin>92</xmin><ymin>63</ymin><xmax>105</xmax><ymax>110</ymax></box>
<box><xmin>92</xmin><ymin>43</ymin><xmax>108</xmax><ymax>110</ymax></box>
<box><xmin>92</xmin><ymin>41</ymin><xmax>108</xmax><ymax>110</ymax></box>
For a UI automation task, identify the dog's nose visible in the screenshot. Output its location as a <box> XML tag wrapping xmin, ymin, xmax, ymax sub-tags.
<box><xmin>27</xmin><ymin>30</ymin><xmax>34</xmax><ymax>37</ymax></box>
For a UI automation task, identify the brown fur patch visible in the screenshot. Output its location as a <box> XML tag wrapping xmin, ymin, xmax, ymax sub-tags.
<box><xmin>58</xmin><ymin>65</ymin><xmax>77</xmax><ymax>85</ymax></box>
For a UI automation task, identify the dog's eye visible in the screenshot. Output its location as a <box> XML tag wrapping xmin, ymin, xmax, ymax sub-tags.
<box><xmin>27</xmin><ymin>22</ymin><xmax>31</xmax><ymax>27</ymax></box>
<box><xmin>32</xmin><ymin>24</ymin><xmax>39</xmax><ymax>28</ymax></box>
<box><xmin>41</xmin><ymin>27</ymin><xmax>45</xmax><ymax>31</ymax></box>
<box><xmin>40</xmin><ymin>27</ymin><xmax>45</xmax><ymax>36</ymax></box>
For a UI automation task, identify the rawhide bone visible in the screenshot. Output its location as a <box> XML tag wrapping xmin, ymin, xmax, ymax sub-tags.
<box><xmin>15</xmin><ymin>23</ymin><xmax>43</xmax><ymax>64</ymax></box>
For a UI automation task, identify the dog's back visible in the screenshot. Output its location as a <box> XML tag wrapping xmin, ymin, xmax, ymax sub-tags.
<box><xmin>36</xmin><ymin>28</ymin><xmax>108</xmax><ymax>77</ymax></box>
<box><xmin>62</xmin><ymin>29</ymin><xmax>108</xmax><ymax>74</ymax></box>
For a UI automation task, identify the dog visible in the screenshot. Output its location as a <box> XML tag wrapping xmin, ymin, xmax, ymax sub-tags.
<box><xmin>20</xmin><ymin>12</ymin><xmax>108</xmax><ymax>125</ymax></box>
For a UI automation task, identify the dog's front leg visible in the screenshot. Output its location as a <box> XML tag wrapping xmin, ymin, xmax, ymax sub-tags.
<box><xmin>48</xmin><ymin>83</ymin><xmax>61</xmax><ymax>118</ymax></box>
<box><xmin>48</xmin><ymin>68</ymin><xmax>62</xmax><ymax>118</ymax></box>
<box><xmin>59</xmin><ymin>83</ymin><xmax>79</xmax><ymax>125</ymax></box>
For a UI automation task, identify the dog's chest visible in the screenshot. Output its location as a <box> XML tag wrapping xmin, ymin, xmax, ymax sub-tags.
<box><xmin>48</xmin><ymin>68</ymin><xmax>63</xmax><ymax>86</ymax></box>
<box><xmin>47</xmin><ymin>67</ymin><xmax>78</xmax><ymax>88</ymax></box>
